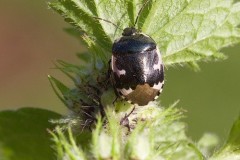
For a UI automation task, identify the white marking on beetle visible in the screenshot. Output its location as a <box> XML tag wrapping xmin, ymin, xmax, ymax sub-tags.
<box><xmin>154</xmin><ymin>96</ymin><xmax>159</xmax><ymax>100</ymax></box>
<box><xmin>117</xmin><ymin>88</ymin><xmax>133</xmax><ymax>96</ymax></box>
<box><xmin>143</xmin><ymin>75</ymin><xmax>147</xmax><ymax>81</ymax></box>
<box><xmin>142</xmin><ymin>56</ymin><xmax>149</xmax><ymax>81</ymax></box>
<box><xmin>118</xmin><ymin>69</ymin><xmax>126</xmax><ymax>75</ymax></box>
<box><xmin>153</xmin><ymin>81</ymin><xmax>163</xmax><ymax>90</ymax></box>
<box><xmin>111</xmin><ymin>55</ymin><xmax>126</xmax><ymax>77</ymax></box>
<box><xmin>153</xmin><ymin>48</ymin><xmax>162</xmax><ymax>71</ymax></box>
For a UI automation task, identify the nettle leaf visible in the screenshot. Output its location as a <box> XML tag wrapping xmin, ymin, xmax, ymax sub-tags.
<box><xmin>49</xmin><ymin>0</ymin><xmax>240</xmax><ymax>68</ymax></box>
<box><xmin>209</xmin><ymin>116</ymin><xmax>240</xmax><ymax>160</ymax></box>
<box><xmin>0</xmin><ymin>108</ymin><xmax>61</xmax><ymax>160</ymax></box>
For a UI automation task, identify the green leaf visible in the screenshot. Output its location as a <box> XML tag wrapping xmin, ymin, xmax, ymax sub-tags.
<box><xmin>0</xmin><ymin>108</ymin><xmax>61</xmax><ymax>160</ymax></box>
<box><xmin>210</xmin><ymin>116</ymin><xmax>240</xmax><ymax>160</ymax></box>
<box><xmin>225</xmin><ymin>116</ymin><xmax>240</xmax><ymax>150</ymax></box>
<box><xmin>50</xmin><ymin>127</ymin><xmax>87</xmax><ymax>160</ymax></box>
<box><xmin>92</xmin><ymin>116</ymin><xmax>104</xmax><ymax>159</ymax></box>
<box><xmin>48</xmin><ymin>75</ymin><xmax>70</xmax><ymax>106</ymax></box>
<box><xmin>197</xmin><ymin>133</ymin><xmax>219</xmax><ymax>157</ymax></box>
<box><xmin>49</xmin><ymin>0</ymin><xmax>113</xmax><ymax>54</ymax></box>
<box><xmin>142</xmin><ymin>0</ymin><xmax>240</xmax><ymax>66</ymax></box>
<box><xmin>49</xmin><ymin>0</ymin><xmax>240</xmax><ymax>69</ymax></box>
<box><xmin>63</xmin><ymin>27</ymin><xmax>83</xmax><ymax>42</ymax></box>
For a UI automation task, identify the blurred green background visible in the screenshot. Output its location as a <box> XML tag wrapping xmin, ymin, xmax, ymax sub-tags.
<box><xmin>0</xmin><ymin>0</ymin><xmax>239</xmax><ymax>142</ymax></box>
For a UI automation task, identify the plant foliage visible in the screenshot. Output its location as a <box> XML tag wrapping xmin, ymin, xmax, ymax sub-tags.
<box><xmin>49</xmin><ymin>0</ymin><xmax>240</xmax><ymax>68</ymax></box>
<box><xmin>0</xmin><ymin>108</ymin><xmax>61</xmax><ymax>160</ymax></box>
<box><xmin>47</xmin><ymin>0</ymin><xmax>240</xmax><ymax>159</ymax></box>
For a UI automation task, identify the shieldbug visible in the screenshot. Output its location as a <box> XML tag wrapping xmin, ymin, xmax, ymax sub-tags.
<box><xmin>111</xmin><ymin>28</ymin><xmax>164</xmax><ymax>106</ymax></box>
<box><xmin>109</xmin><ymin>1</ymin><xmax>164</xmax><ymax>106</ymax></box>
<box><xmin>96</xmin><ymin>0</ymin><xmax>164</xmax><ymax>106</ymax></box>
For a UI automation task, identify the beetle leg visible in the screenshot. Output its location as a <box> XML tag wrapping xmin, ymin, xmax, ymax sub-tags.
<box><xmin>120</xmin><ymin>105</ymin><xmax>136</xmax><ymax>131</ymax></box>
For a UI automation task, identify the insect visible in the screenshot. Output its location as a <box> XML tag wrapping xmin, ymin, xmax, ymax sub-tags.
<box><xmin>110</xmin><ymin>0</ymin><xmax>164</xmax><ymax>106</ymax></box>
<box><xmin>95</xmin><ymin>0</ymin><xmax>164</xmax><ymax>106</ymax></box>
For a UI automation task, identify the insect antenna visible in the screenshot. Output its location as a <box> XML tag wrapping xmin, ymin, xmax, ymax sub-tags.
<box><xmin>134</xmin><ymin>0</ymin><xmax>151</xmax><ymax>27</ymax></box>
<box><xmin>92</xmin><ymin>16</ymin><xmax>121</xmax><ymax>31</ymax></box>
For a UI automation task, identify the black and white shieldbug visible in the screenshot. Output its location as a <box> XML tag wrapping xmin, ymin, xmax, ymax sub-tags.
<box><xmin>110</xmin><ymin>27</ymin><xmax>164</xmax><ymax>106</ymax></box>
<box><xmin>97</xmin><ymin>0</ymin><xmax>164</xmax><ymax>106</ymax></box>
<box><xmin>107</xmin><ymin>1</ymin><xmax>164</xmax><ymax>106</ymax></box>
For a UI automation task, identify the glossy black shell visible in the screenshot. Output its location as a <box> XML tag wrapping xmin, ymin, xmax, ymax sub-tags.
<box><xmin>112</xmin><ymin>33</ymin><xmax>156</xmax><ymax>55</ymax></box>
